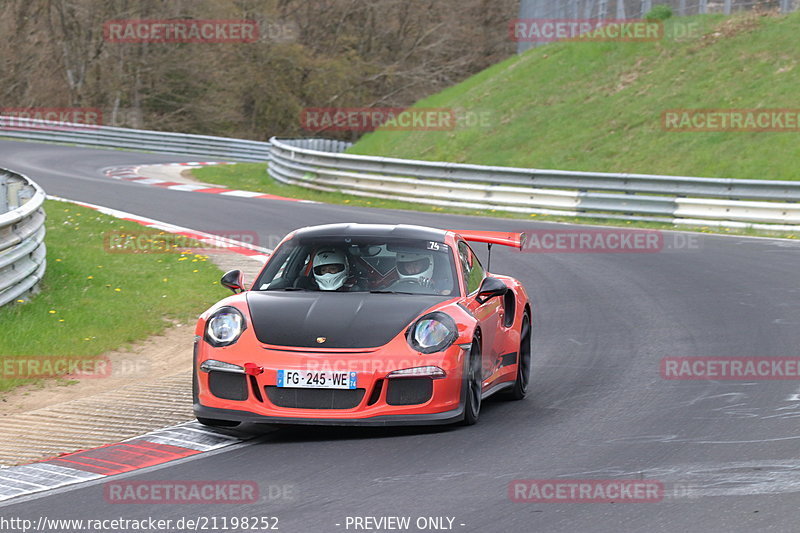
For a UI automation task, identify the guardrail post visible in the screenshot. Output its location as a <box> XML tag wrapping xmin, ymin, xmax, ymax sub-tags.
<box><xmin>6</xmin><ymin>181</ymin><xmax>21</xmax><ymax>209</ymax></box>
<box><xmin>614</xmin><ymin>0</ymin><xmax>624</xmax><ymax>18</ymax></box>
<box><xmin>0</xmin><ymin>174</ymin><xmax>7</xmax><ymax>214</ymax></box>
<box><xmin>17</xmin><ymin>184</ymin><xmax>33</xmax><ymax>206</ymax></box>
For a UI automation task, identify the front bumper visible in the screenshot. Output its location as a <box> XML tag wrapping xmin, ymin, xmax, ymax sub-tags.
<box><xmin>193</xmin><ymin>339</ymin><xmax>468</xmax><ymax>426</ymax></box>
<box><xmin>193</xmin><ymin>402</ymin><xmax>465</xmax><ymax>427</ymax></box>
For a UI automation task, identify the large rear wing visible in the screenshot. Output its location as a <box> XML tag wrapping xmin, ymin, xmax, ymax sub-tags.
<box><xmin>450</xmin><ymin>230</ymin><xmax>525</xmax><ymax>250</ymax></box>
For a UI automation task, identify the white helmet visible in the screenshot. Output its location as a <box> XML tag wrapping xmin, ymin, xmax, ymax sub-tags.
<box><xmin>313</xmin><ymin>249</ymin><xmax>348</xmax><ymax>291</ymax></box>
<box><xmin>395</xmin><ymin>251</ymin><xmax>434</xmax><ymax>285</ymax></box>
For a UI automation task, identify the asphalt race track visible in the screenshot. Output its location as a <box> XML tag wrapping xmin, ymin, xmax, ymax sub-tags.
<box><xmin>2</xmin><ymin>139</ymin><xmax>800</xmax><ymax>532</ymax></box>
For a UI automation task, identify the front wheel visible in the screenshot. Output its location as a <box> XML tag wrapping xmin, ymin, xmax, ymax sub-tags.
<box><xmin>501</xmin><ymin>314</ymin><xmax>531</xmax><ymax>401</ymax></box>
<box><xmin>461</xmin><ymin>337</ymin><xmax>483</xmax><ymax>425</ymax></box>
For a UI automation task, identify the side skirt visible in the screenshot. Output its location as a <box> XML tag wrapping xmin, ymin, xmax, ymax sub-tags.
<box><xmin>481</xmin><ymin>380</ymin><xmax>514</xmax><ymax>400</ymax></box>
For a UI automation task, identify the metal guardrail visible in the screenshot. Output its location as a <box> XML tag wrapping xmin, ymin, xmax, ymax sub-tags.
<box><xmin>2</xmin><ymin>116</ymin><xmax>797</xmax><ymax>229</ymax></box>
<box><xmin>268</xmin><ymin>138</ymin><xmax>800</xmax><ymax>228</ymax></box>
<box><xmin>0</xmin><ymin>169</ymin><xmax>46</xmax><ymax>308</ymax></box>
<box><xmin>0</xmin><ymin>117</ymin><xmax>271</xmax><ymax>162</ymax></box>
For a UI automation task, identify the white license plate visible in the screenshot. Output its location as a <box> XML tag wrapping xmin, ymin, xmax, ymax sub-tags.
<box><xmin>277</xmin><ymin>370</ymin><xmax>357</xmax><ymax>390</ymax></box>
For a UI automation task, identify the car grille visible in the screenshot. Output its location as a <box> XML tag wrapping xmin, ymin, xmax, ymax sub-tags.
<box><xmin>265</xmin><ymin>386</ymin><xmax>366</xmax><ymax>409</ymax></box>
<box><xmin>385</xmin><ymin>377</ymin><xmax>433</xmax><ymax>406</ymax></box>
<box><xmin>208</xmin><ymin>371</ymin><xmax>248</xmax><ymax>401</ymax></box>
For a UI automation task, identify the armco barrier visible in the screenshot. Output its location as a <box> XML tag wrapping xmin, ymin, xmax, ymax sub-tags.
<box><xmin>268</xmin><ymin>137</ymin><xmax>800</xmax><ymax>229</ymax></box>
<box><xmin>0</xmin><ymin>169</ymin><xmax>46</xmax><ymax>308</ymax></box>
<box><xmin>3</xmin><ymin>116</ymin><xmax>798</xmax><ymax>229</ymax></box>
<box><xmin>0</xmin><ymin>116</ymin><xmax>271</xmax><ymax>162</ymax></box>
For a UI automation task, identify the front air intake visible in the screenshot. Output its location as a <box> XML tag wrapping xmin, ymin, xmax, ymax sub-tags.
<box><xmin>265</xmin><ymin>387</ymin><xmax>365</xmax><ymax>409</ymax></box>
<box><xmin>208</xmin><ymin>371</ymin><xmax>248</xmax><ymax>401</ymax></box>
<box><xmin>385</xmin><ymin>377</ymin><xmax>433</xmax><ymax>405</ymax></box>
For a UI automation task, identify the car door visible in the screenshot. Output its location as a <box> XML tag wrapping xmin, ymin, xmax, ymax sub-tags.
<box><xmin>457</xmin><ymin>241</ymin><xmax>502</xmax><ymax>388</ymax></box>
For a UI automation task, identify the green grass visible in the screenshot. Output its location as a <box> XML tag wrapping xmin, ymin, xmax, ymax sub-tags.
<box><xmin>0</xmin><ymin>200</ymin><xmax>228</xmax><ymax>393</ymax></box>
<box><xmin>349</xmin><ymin>12</ymin><xmax>800</xmax><ymax>181</ymax></box>
<box><xmin>191</xmin><ymin>163</ymin><xmax>798</xmax><ymax>239</ymax></box>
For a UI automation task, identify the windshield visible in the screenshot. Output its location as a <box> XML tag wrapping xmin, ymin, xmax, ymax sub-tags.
<box><xmin>254</xmin><ymin>235</ymin><xmax>458</xmax><ymax>296</ymax></box>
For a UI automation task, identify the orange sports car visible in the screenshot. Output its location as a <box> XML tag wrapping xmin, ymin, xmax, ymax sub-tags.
<box><xmin>193</xmin><ymin>223</ymin><xmax>531</xmax><ymax>427</ymax></box>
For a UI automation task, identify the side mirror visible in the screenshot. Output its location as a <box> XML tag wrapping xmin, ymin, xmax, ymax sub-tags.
<box><xmin>221</xmin><ymin>270</ymin><xmax>245</xmax><ymax>294</ymax></box>
<box><xmin>476</xmin><ymin>276</ymin><xmax>508</xmax><ymax>304</ymax></box>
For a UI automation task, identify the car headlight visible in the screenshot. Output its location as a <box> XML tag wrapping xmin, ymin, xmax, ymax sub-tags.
<box><xmin>406</xmin><ymin>312</ymin><xmax>458</xmax><ymax>354</ymax></box>
<box><xmin>204</xmin><ymin>306</ymin><xmax>246</xmax><ymax>347</ymax></box>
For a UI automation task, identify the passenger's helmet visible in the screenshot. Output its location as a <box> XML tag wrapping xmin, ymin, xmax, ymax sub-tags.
<box><xmin>395</xmin><ymin>251</ymin><xmax>434</xmax><ymax>286</ymax></box>
<box><xmin>313</xmin><ymin>249</ymin><xmax>348</xmax><ymax>290</ymax></box>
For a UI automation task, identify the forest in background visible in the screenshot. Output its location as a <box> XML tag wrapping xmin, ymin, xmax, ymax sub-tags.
<box><xmin>0</xmin><ymin>0</ymin><xmax>517</xmax><ymax>140</ymax></box>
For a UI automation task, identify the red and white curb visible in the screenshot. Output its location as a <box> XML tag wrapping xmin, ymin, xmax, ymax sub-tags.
<box><xmin>0</xmin><ymin>422</ymin><xmax>251</xmax><ymax>503</ymax></box>
<box><xmin>48</xmin><ymin>195</ymin><xmax>272</xmax><ymax>262</ymax></box>
<box><xmin>103</xmin><ymin>162</ymin><xmax>317</xmax><ymax>203</ymax></box>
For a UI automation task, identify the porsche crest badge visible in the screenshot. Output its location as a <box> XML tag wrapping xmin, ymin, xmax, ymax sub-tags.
<box><xmin>316</xmin><ymin>337</ymin><xmax>327</xmax><ymax>344</ymax></box>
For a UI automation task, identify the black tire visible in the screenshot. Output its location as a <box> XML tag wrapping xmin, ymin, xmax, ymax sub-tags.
<box><xmin>461</xmin><ymin>336</ymin><xmax>483</xmax><ymax>425</ymax></box>
<box><xmin>196</xmin><ymin>417</ymin><xmax>241</xmax><ymax>428</ymax></box>
<box><xmin>502</xmin><ymin>314</ymin><xmax>531</xmax><ymax>401</ymax></box>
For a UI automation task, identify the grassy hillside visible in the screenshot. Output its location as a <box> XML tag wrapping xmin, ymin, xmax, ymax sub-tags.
<box><xmin>350</xmin><ymin>12</ymin><xmax>800</xmax><ymax>180</ymax></box>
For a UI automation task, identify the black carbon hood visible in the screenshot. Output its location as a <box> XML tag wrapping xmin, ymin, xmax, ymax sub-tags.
<box><xmin>246</xmin><ymin>291</ymin><xmax>449</xmax><ymax>349</ymax></box>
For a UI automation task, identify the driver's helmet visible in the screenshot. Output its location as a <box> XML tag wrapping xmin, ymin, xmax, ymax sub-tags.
<box><xmin>395</xmin><ymin>251</ymin><xmax>434</xmax><ymax>286</ymax></box>
<box><xmin>313</xmin><ymin>249</ymin><xmax>348</xmax><ymax>290</ymax></box>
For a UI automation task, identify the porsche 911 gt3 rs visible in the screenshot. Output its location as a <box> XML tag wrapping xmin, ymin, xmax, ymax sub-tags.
<box><xmin>193</xmin><ymin>223</ymin><xmax>531</xmax><ymax>427</ymax></box>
